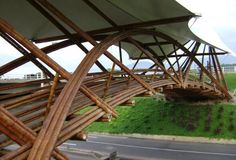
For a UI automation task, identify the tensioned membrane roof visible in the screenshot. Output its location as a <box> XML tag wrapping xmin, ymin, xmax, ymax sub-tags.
<box><xmin>0</xmin><ymin>0</ymin><xmax>218</xmax><ymax>59</ymax></box>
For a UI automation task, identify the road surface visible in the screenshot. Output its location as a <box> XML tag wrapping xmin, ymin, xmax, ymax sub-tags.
<box><xmin>60</xmin><ymin>134</ymin><xmax>236</xmax><ymax>160</ymax></box>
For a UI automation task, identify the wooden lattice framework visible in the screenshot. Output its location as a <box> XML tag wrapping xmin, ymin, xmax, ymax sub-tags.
<box><xmin>0</xmin><ymin>0</ymin><xmax>232</xmax><ymax>159</ymax></box>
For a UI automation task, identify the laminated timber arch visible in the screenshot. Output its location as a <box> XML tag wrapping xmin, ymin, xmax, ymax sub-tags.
<box><xmin>0</xmin><ymin>0</ymin><xmax>232</xmax><ymax>159</ymax></box>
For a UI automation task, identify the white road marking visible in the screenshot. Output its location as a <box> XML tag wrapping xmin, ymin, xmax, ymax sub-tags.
<box><xmin>87</xmin><ymin>140</ymin><xmax>236</xmax><ymax>157</ymax></box>
<box><xmin>69</xmin><ymin>147</ymin><xmax>80</xmax><ymax>151</ymax></box>
<box><xmin>89</xmin><ymin>136</ymin><xmax>97</xmax><ymax>139</ymax></box>
<box><xmin>89</xmin><ymin>134</ymin><xmax>128</xmax><ymax>139</ymax></box>
<box><xmin>63</xmin><ymin>142</ymin><xmax>77</xmax><ymax>146</ymax></box>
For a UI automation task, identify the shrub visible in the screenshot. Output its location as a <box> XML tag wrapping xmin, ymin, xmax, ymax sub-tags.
<box><xmin>214</xmin><ymin>127</ymin><xmax>222</xmax><ymax>135</ymax></box>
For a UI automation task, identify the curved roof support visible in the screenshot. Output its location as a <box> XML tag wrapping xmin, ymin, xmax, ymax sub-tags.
<box><xmin>0</xmin><ymin>25</ymin><xmax>231</xmax><ymax>158</ymax></box>
<box><xmin>0</xmin><ymin>17</ymin><xmax>118</xmax><ymax>159</ymax></box>
<box><xmin>0</xmin><ymin>1</ymin><xmax>232</xmax><ymax>159</ymax></box>
<box><xmin>127</xmin><ymin>38</ymin><xmax>180</xmax><ymax>84</ymax></box>
<box><xmin>33</xmin><ymin>0</ymin><xmax>155</xmax><ymax>92</ymax></box>
<box><xmin>152</xmin><ymin>35</ymin><xmax>182</xmax><ymax>83</ymax></box>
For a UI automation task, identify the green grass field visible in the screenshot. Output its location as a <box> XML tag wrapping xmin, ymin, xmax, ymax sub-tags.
<box><xmin>86</xmin><ymin>73</ymin><xmax>236</xmax><ymax>139</ymax></box>
<box><xmin>86</xmin><ymin>97</ymin><xmax>236</xmax><ymax>139</ymax></box>
<box><xmin>224</xmin><ymin>73</ymin><xmax>236</xmax><ymax>92</ymax></box>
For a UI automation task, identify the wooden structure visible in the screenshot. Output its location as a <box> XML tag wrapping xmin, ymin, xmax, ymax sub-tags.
<box><xmin>0</xmin><ymin>0</ymin><xmax>232</xmax><ymax>159</ymax></box>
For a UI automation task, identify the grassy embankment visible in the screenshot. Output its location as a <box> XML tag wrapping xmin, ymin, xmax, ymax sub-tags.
<box><xmin>86</xmin><ymin>73</ymin><xmax>236</xmax><ymax>139</ymax></box>
<box><xmin>224</xmin><ymin>73</ymin><xmax>236</xmax><ymax>92</ymax></box>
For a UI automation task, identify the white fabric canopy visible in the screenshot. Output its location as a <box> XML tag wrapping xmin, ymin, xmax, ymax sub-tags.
<box><xmin>0</xmin><ymin>0</ymin><xmax>223</xmax><ymax>58</ymax></box>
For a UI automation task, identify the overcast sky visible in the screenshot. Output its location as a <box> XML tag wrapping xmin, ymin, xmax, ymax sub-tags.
<box><xmin>177</xmin><ymin>0</ymin><xmax>236</xmax><ymax>52</ymax></box>
<box><xmin>1</xmin><ymin>0</ymin><xmax>236</xmax><ymax>78</ymax></box>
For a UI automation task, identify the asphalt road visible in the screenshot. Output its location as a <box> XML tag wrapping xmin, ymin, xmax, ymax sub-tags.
<box><xmin>60</xmin><ymin>134</ymin><xmax>236</xmax><ymax>160</ymax></box>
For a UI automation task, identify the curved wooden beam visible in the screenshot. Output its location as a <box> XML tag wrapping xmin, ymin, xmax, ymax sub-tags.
<box><xmin>0</xmin><ymin>4</ymin><xmax>230</xmax><ymax>159</ymax></box>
